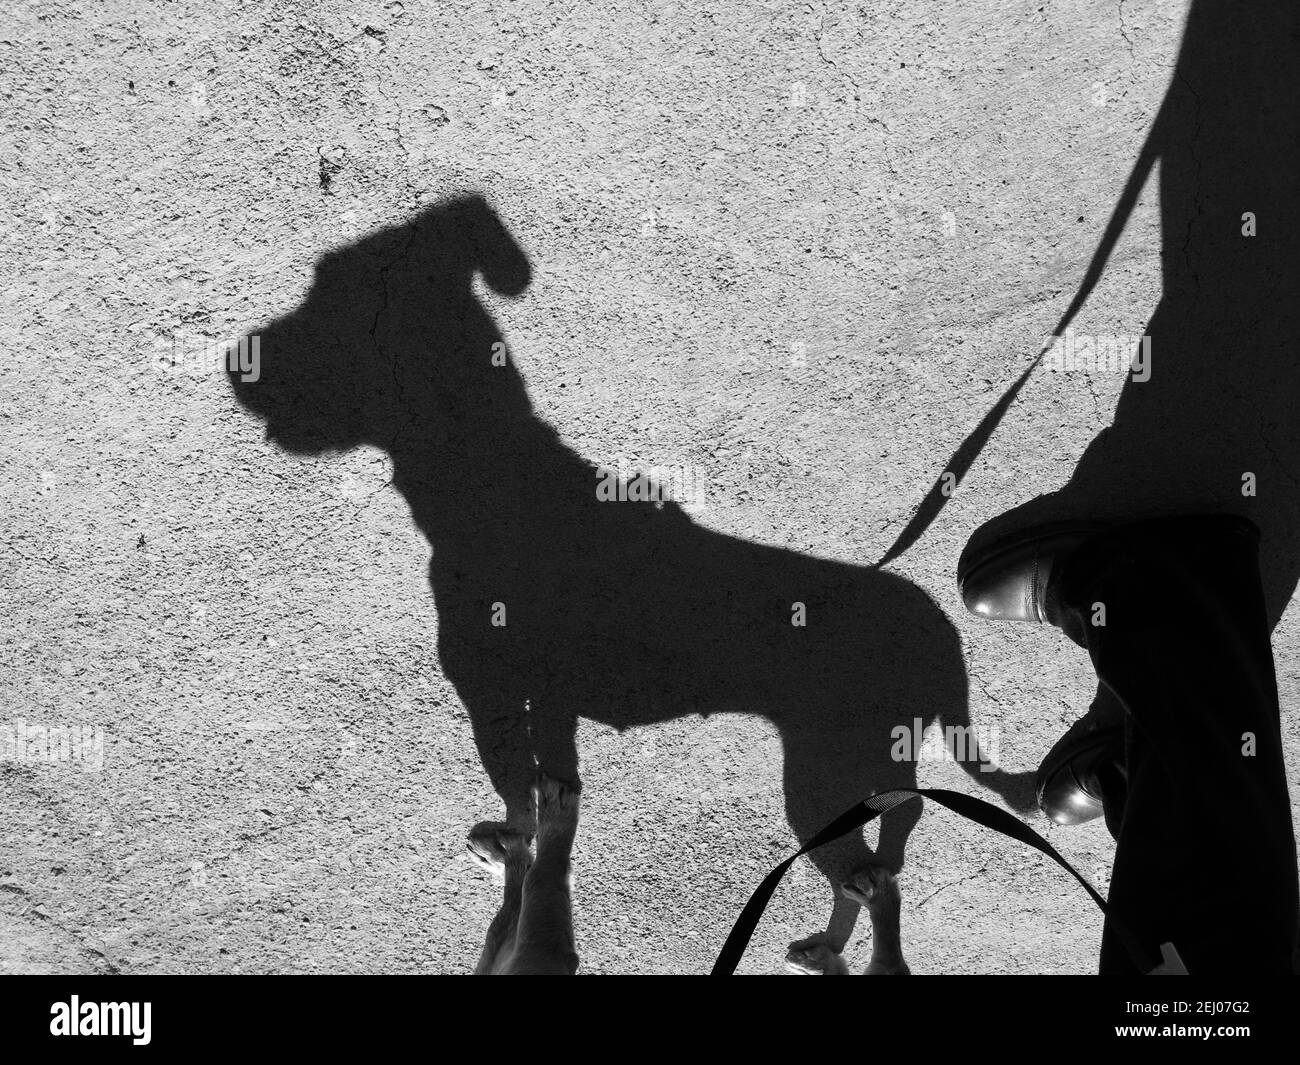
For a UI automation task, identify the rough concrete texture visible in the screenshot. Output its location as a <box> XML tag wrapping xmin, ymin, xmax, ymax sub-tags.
<box><xmin>1</xmin><ymin>0</ymin><xmax>1295</xmax><ymax>975</ymax></box>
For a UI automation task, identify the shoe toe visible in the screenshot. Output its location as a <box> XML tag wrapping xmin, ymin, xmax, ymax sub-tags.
<box><xmin>958</xmin><ymin>524</ymin><xmax>1104</xmax><ymax>623</ymax></box>
<box><xmin>1037</xmin><ymin>765</ymin><xmax>1107</xmax><ymax>825</ymax></box>
<box><xmin>960</xmin><ymin>554</ymin><xmax>1039</xmax><ymax>621</ymax></box>
<box><xmin>1036</xmin><ymin>707</ymin><xmax>1124</xmax><ymax>826</ymax></box>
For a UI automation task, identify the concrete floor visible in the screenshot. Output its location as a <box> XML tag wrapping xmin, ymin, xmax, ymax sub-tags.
<box><xmin>2</xmin><ymin>0</ymin><xmax>1295</xmax><ymax>974</ymax></box>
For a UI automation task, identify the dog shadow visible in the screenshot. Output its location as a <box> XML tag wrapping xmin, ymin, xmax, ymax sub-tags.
<box><xmin>228</xmin><ymin>193</ymin><xmax>1036</xmax><ymax>950</ymax></box>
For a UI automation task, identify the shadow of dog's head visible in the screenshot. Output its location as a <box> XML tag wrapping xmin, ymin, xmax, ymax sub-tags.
<box><xmin>230</xmin><ymin>194</ymin><xmax>532</xmax><ymax>454</ymax></box>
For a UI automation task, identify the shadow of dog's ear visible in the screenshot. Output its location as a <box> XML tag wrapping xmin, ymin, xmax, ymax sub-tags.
<box><xmin>445</xmin><ymin>194</ymin><xmax>532</xmax><ymax>297</ymax></box>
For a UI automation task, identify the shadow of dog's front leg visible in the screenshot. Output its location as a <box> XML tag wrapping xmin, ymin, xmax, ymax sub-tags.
<box><xmin>508</xmin><ymin>772</ymin><xmax>581</xmax><ymax>975</ymax></box>
<box><xmin>456</xmin><ymin>679</ymin><xmax>537</xmax><ymax>832</ymax></box>
<box><xmin>468</xmin><ymin>822</ymin><xmax>532</xmax><ymax>974</ymax></box>
<box><xmin>785</xmin><ymin>941</ymin><xmax>851</xmax><ymax>975</ymax></box>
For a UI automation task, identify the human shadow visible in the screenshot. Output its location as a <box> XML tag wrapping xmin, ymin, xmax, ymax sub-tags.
<box><xmin>228</xmin><ymin>193</ymin><xmax>1035</xmax><ymax>953</ymax></box>
<box><xmin>961</xmin><ymin>1</ymin><xmax>1300</xmax><ymax>629</ymax></box>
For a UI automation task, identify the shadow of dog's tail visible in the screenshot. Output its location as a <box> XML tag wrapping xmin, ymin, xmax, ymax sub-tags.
<box><xmin>945</xmin><ymin>720</ymin><xmax>1036</xmax><ymax>815</ymax></box>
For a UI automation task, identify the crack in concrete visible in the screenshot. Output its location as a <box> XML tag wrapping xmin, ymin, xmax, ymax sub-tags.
<box><xmin>1258</xmin><ymin>422</ymin><xmax>1300</xmax><ymax>492</ymax></box>
<box><xmin>371</xmin><ymin>48</ymin><xmax>409</xmax><ymax>165</ymax></box>
<box><xmin>281</xmin><ymin>486</ymin><xmax>391</xmax><ymax>555</ymax></box>
<box><xmin>966</xmin><ymin>669</ymin><xmax>1005</xmax><ymax>714</ymax></box>
<box><xmin>862</xmin><ymin>113</ymin><xmax>891</xmax><ymax>135</ymax></box>
<box><xmin>812</xmin><ymin>1</ymin><xmax>898</xmax><ymax>181</ymax></box>
<box><xmin>1082</xmin><ymin>365</ymin><xmax>1109</xmax><ymax>424</ymax></box>
<box><xmin>1117</xmin><ymin>0</ymin><xmax>1136</xmax><ymax>58</ymax></box>
<box><xmin>357</xmin><ymin>24</ymin><xmax>420</xmax><ymax>210</ymax></box>
<box><xmin>815</xmin><ymin>4</ymin><xmax>861</xmax><ymax>107</ymax></box>
<box><xmin>917</xmin><ymin>867</ymin><xmax>987</xmax><ymax>909</ymax></box>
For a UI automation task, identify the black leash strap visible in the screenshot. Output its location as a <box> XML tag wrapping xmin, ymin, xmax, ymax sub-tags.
<box><xmin>710</xmin><ymin>787</ymin><xmax>1156</xmax><ymax>975</ymax></box>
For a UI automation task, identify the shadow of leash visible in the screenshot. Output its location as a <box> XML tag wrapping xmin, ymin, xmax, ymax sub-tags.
<box><xmin>874</xmin><ymin>106</ymin><xmax>1166</xmax><ymax>569</ymax></box>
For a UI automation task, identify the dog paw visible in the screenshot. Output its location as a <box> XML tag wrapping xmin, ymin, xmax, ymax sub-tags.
<box><xmin>842</xmin><ymin>864</ymin><xmax>901</xmax><ymax>910</ymax></box>
<box><xmin>467</xmin><ymin>821</ymin><xmax>530</xmax><ymax>872</ymax></box>
<box><xmin>533</xmin><ymin>772</ymin><xmax>581</xmax><ymax>830</ymax></box>
<box><xmin>785</xmin><ymin>940</ymin><xmax>848</xmax><ymax>975</ymax></box>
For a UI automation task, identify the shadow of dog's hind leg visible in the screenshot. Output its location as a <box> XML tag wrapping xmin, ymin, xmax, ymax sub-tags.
<box><xmin>786</xmin><ymin>865</ymin><xmax>912</xmax><ymax>974</ymax></box>
<box><xmin>843</xmin><ymin>864</ymin><xmax>911</xmax><ymax>975</ymax></box>
<box><xmin>779</xmin><ymin>721</ymin><xmax>925</xmax><ymax>958</ymax></box>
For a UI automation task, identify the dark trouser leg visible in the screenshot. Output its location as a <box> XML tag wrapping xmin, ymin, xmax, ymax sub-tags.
<box><xmin>1055</xmin><ymin>515</ymin><xmax>1299</xmax><ymax>973</ymax></box>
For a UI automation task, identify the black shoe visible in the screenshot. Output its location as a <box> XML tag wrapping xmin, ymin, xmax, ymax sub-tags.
<box><xmin>957</xmin><ymin>521</ymin><xmax>1106</xmax><ymax>624</ymax></box>
<box><xmin>1035</xmin><ymin>688</ymin><xmax>1125</xmax><ymax>825</ymax></box>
